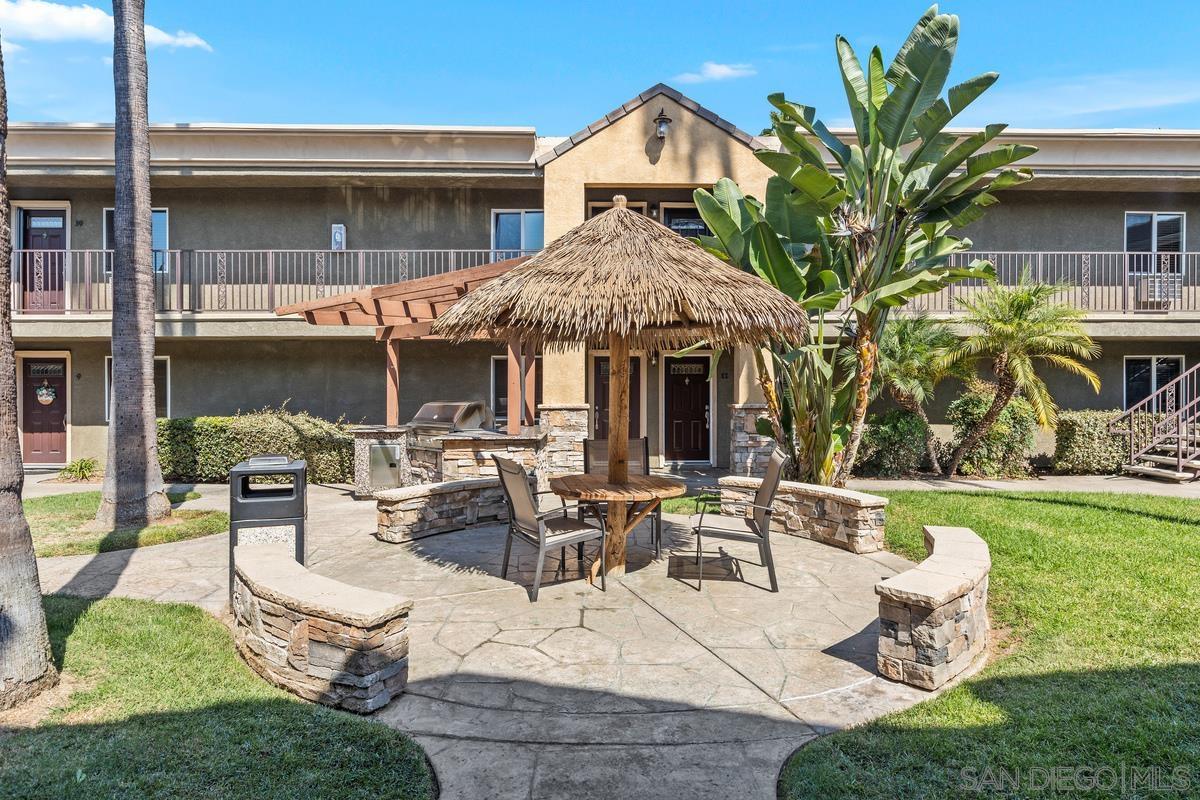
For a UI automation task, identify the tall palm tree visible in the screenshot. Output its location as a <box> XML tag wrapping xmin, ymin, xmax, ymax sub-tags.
<box><xmin>96</xmin><ymin>0</ymin><xmax>172</xmax><ymax>527</ymax></box>
<box><xmin>874</xmin><ymin>314</ymin><xmax>965</xmax><ymax>475</ymax></box>
<box><xmin>0</xmin><ymin>39</ymin><xmax>58</xmax><ymax>710</ymax></box>
<box><xmin>944</xmin><ymin>273</ymin><xmax>1100</xmax><ymax>477</ymax></box>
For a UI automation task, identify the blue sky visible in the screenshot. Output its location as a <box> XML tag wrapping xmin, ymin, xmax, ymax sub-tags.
<box><xmin>3</xmin><ymin>0</ymin><xmax>1200</xmax><ymax>133</ymax></box>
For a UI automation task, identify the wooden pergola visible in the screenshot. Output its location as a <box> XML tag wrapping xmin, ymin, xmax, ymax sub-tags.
<box><xmin>275</xmin><ymin>256</ymin><xmax>537</xmax><ymax>432</ymax></box>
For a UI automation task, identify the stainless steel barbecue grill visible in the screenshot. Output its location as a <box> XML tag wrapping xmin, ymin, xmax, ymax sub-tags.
<box><xmin>406</xmin><ymin>401</ymin><xmax>495</xmax><ymax>447</ymax></box>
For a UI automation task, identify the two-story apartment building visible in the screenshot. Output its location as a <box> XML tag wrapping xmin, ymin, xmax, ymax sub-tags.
<box><xmin>11</xmin><ymin>83</ymin><xmax>1200</xmax><ymax>471</ymax></box>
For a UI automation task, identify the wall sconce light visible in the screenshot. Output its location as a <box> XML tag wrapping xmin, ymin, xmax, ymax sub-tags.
<box><xmin>653</xmin><ymin>108</ymin><xmax>672</xmax><ymax>140</ymax></box>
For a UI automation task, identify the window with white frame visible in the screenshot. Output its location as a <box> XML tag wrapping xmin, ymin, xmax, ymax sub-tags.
<box><xmin>104</xmin><ymin>208</ymin><xmax>170</xmax><ymax>272</ymax></box>
<box><xmin>104</xmin><ymin>356</ymin><xmax>170</xmax><ymax>420</ymax></box>
<box><xmin>491</xmin><ymin>210</ymin><xmax>543</xmax><ymax>255</ymax></box>
<box><xmin>1124</xmin><ymin>355</ymin><xmax>1183</xmax><ymax>410</ymax></box>
<box><xmin>1125</xmin><ymin>211</ymin><xmax>1185</xmax><ymax>273</ymax></box>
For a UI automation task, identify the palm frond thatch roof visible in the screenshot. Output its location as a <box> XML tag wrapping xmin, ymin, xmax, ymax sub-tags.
<box><xmin>432</xmin><ymin>198</ymin><xmax>809</xmax><ymax>350</ymax></box>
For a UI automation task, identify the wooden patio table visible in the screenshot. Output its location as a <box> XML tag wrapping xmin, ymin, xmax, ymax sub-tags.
<box><xmin>549</xmin><ymin>472</ymin><xmax>686</xmax><ymax>579</ymax></box>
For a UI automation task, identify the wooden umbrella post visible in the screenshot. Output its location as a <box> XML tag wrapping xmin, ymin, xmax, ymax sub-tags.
<box><xmin>605</xmin><ymin>331</ymin><xmax>630</xmax><ymax>576</ymax></box>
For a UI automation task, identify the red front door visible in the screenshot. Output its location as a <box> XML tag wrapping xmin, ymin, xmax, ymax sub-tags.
<box><xmin>592</xmin><ymin>356</ymin><xmax>641</xmax><ymax>439</ymax></box>
<box><xmin>20</xmin><ymin>209</ymin><xmax>67</xmax><ymax>312</ymax></box>
<box><xmin>21</xmin><ymin>359</ymin><xmax>68</xmax><ymax>464</ymax></box>
<box><xmin>664</xmin><ymin>356</ymin><xmax>710</xmax><ymax>462</ymax></box>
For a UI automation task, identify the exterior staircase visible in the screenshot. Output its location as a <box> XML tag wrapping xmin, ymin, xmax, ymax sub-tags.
<box><xmin>1110</xmin><ymin>363</ymin><xmax>1200</xmax><ymax>482</ymax></box>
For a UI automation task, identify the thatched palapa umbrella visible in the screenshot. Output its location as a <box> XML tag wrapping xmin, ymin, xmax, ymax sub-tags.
<box><xmin>433</xmin><ymin>196</ymin><xmax>809</xmax><ymax>574</ymax></box>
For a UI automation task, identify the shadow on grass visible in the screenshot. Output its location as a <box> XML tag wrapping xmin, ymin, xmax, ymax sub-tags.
<box><xmin>926</xmin><ymin>490</ymin><xmax>1200</xmax><ymax>529</ymax></box>
<box><xmin>779</xmin><ymin>661</ymin><xmax>1200</xmax><ymax>800</ymax></box>
<box><xmin>5</xmin><ymin>595</ymin><xmax>435</xmax><ymax>800</ymax></box>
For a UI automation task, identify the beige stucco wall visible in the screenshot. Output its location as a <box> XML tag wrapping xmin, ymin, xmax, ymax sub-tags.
<box><xmin>542</xmin><ymin>95</ymin><xmax>775</xmax><ymax>241</ymax></box>
<box><xmin>540</xmin><ymin>95</ymin><xmax>776</xmax><ymax>414</ymax></box>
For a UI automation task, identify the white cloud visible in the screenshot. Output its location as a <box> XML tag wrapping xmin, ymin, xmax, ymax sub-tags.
<box><xmin>962</xmin><ymin>71</ymin><xmax>1200</xmax><ymax>126</ymax></box>
<box><xmin>0</xmin><ymin>0</ymin><xmax>211</xmax><ymax>51</ymax></box>
<box><xmin>673</xmin><ymin>61</ymin><xmax>756</xmax><ymax>85</ymax></box>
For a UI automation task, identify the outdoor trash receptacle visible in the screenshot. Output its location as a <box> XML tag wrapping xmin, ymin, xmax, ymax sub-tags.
<box><xmin>228</xmin><ymin>455</ymin><xmax>307</xmax><ymax>606</ymax></box>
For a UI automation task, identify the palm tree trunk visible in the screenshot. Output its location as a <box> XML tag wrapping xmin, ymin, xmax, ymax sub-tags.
<box><xmin>0</xmin><ymin>40</ymin><xmax>58</xmax><ymax>710</ymax></box>
<box><xmin>893</xmin><ymin>391</ymin><xmax>943</xmax><ymax>476</ymax></box>
<box><xmin>946</xmin><ymin>377</ymin><xmax>1017</xmax><ymax>478</ymax></box>
<box><xmin>96</xmin><ymin>0</ymin><xmax>171</xmax><ymax>528</ymax></box>
<box><xmin>834</xmin><ymin>331</ymin><xmax>877</xmax><ymax>487</ymax></box>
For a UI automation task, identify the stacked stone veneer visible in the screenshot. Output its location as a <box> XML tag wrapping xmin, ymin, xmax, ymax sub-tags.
<box><xmin>875</xmin><ymin>526</ymin><xmax>990</xmax><ymax>690</ymax></box>
<box><xmin>718</xmin><ymin>477</ymin><xmax>889</xmax><ymax>554</ymax></box>
<box><xmin>729</xmin><ymin>403</ymin><xmax>776</xmax><ymax>477</ymax></box>
<box><xmin>232</xmin><ymin>543</ymin><xmax>411</xmax><ymax>713</ymax></box>
<box><xmin>438</xmin><ymin>433</ymin><xmax>544</xmax><ymax>488</ymax></box>
<box><xmin>539</xmin><ymin>404</ymin><xmax>588</xmax><ymax>478</ymax></box>
<box><xmin>376</xmin><ymin>478</ymin><xmax>509</xmax><ymax>543</ymax></box>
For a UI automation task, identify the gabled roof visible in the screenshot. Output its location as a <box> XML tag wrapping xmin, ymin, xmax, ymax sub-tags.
<box><xmin>534</xmin><ymin>83</ymin><xmax>763</xmax><ymax>168</ymax></box>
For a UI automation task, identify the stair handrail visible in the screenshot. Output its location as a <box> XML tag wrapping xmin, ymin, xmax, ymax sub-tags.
<box><xmin>1110</xmin><ymin>361</ymin><xmax>1200</xmax><ymax>469</ymax></box>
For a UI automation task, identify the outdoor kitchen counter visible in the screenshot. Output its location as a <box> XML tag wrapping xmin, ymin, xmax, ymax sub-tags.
<box><xmin>351</xmin><ymin>424</ymin><xmax>549</xmax><ymax>498</ymax></box>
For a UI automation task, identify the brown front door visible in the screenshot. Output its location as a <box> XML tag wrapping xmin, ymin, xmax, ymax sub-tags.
<box><xmin>21</xmin><ymin>358</ymin><xmax>68</xmax><ymax>464</ymax></box>
<box><xmin>20</xmin><ymin>210</ymin><xmax>67</xmax><ymax>312</ymax></box>
<box><xmin>664</xmin><ymin>356</ymin><xmax>710</xmax><ymax>462</ymax></box>
<box><xmin>592</xmin><ymin>356</ymin><xmax>641</xmax><ymax>439</ymax></box>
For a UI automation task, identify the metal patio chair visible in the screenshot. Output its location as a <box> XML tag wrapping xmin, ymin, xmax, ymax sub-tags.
<box><xmin>493</xmin><ymin>455</ymin><xmax>607</xmax><ymax>601</ymax></box>
<box><xmin>689</xmin><ymin>449</ymin><xmax>787</xmax><ymax>592</ymax></box>
<box><xmin>580</xmin><ymin>437</ymin><xmax>663</xmax><ymax>557</ymax></box>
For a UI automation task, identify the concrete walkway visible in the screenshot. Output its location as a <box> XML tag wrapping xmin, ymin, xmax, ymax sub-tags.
<box><xmin>36</xmin><ymin>484</ymin><xmax>932</xmax><ymax>799</ymax></box>
<box><xmin>848</xmin><ymin>473</ymin><xmax>1200</xmax><ymax>498</ymax></box>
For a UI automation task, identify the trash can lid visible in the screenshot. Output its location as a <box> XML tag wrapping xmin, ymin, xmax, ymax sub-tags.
<box><xmin>247</xmin><ymin>454</ymin><xmax>291</xmax><ymax>467</ymax></box>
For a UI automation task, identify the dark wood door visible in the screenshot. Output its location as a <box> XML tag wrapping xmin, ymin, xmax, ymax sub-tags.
<box><xmin>592</xmin><ymin>356</ymin><xmax>640</xmax><ymax>439</ymax></box>
<box><xmin>664</xmin><ymin>356</ymin><xmax>710</xmax><ymax>462</ymax></box>
<box><xmin>20</xmin><ymin>210</ymin><xmax>67</xmax><ymax>312</ymax></box>
<box><xmin>21</xmin><ymin>359</ymin><xmax>67</xmax><ymax>464</ymax></box>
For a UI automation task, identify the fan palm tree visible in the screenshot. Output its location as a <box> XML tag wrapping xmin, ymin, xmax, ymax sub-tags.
<box><xmin>0</xmin><ymin>38</ymin><xmax>58</xmax><ymax>710</ymax></box>
<box><xmin>873</xmin><ymin>314</ymin><xmax>965</xmax><ymax>474</ymax></box>
<box><xmin>96</xmin><ymin>0</ymin><xmax>172</xmax><ymax>527</ymax></box>
<box><xmin>944</xmin><ymin>273</ymin><xmax>1100</xmax><ymax>477</ymax></box>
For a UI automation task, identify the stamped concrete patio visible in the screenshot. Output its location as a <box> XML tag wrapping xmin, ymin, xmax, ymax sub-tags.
<box><xmin>37</xmin><ymin>484</ymin><xmax>932</xmax><ymax>799</ymax></box>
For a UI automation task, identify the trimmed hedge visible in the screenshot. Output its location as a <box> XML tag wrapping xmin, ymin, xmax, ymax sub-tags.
<box><xmin>158</xmin><ymin>408</ymin><xmax>353</xmax><ymax>484</ymax></box>
<box><xmin>1051</xmin><ymin>409</ymin><xmax>1161</xmax><ymax>475</ymax></box>
<box><xmin>947</xmin><ymin>385</ymin><xmax>1037</xmax><ymax>477</ymax></box>
<box><xmin>857</xmin><ymin>409</ymin><xmax>930</xmax><ymax>477</ymax></box>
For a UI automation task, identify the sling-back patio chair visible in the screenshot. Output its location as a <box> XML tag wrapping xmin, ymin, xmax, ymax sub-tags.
<box><xmin>579</xmin><ymin>437</ymin><xmax>663</xmax><ymax>558</ymax></box>
<box><xmin>688</xmin><ymin>449</ymin><xmax>788</xmax><ymax>593</ymax></box>
<box><xmin>493</xmin><ymin>455</ymin><xmax>607</xmax><ymax>601</ymax></box>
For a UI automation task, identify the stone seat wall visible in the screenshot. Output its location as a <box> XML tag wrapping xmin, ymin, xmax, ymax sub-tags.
<box><xmin>875</xmin><ymin>525</ymin><xmax>991</xmax><ymax>690</ymax></box>
<box><xmin>232</xmin><ymin>543</ymin><xmax>412</xmax><ymax>713</ymax></box>
<box><xmin>718</xmin><ymin>477</ymin><xmax>889</xmax><ymax>553</ymax></box>
<box><xmin>376</xmin><ymin>477</ymin><xmax>510</xmax><ymax>543</ymax></box>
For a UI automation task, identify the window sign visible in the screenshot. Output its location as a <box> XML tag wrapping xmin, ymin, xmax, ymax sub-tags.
<box><xmin>331</xmin><ymin>223</ymin><xmax>347</xmax><ymax>251</ymax></box>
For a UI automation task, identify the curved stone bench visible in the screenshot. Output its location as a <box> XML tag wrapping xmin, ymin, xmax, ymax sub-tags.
<box><xmin>376</xmin><ymin>477</ymin><xmax>509</xmax><ymax>543</ymax></box>
<box><xmin>232</xmin><ymin>543</ymin><xmax>412</xmax><ymax>713</ymax></box>
<box><xmin>875</xmin><ymin>526</ymin><xmax>990</xmax><ymax>690</ymax></box>
<box><xmin>718</xmin><ymin>477</ymin><xmax>889</xmax><ymax>553</ymax></box>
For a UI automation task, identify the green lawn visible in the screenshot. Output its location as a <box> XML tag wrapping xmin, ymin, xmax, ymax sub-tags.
<box><xmin>25</xmin><ymin>491</ymin><xmax>229</xmax><ymax>557</ymax></box>
<box><xmin>1</xmin><ymin>596</ymin><xmax>434</xmax><ymax>800</ymax></box>
<box><xmin>780</xmin><ymin>491</ymin><xmax>1200</xmax><ymax>798</ymax></box>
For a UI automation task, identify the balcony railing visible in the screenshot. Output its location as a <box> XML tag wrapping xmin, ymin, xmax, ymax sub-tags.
<box><xmin>8</xmin><ymin>248</ymin><xmax>1197</xmax><ymax>316</ymax></box>
<box><xmin>906</xmin><ymin>251</ymin><xmax>1196</xmax><ymax>315</ymax></box>
<box><xmin>9</xmin><ymin>249</ymin><xmax>535</xmax><ymax>314</ymax></box>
